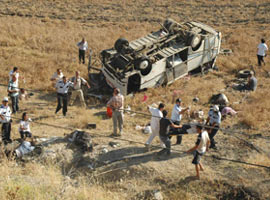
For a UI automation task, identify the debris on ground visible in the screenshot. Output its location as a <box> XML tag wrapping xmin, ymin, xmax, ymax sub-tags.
<box><xmin>209</xmin><ymin>93</ymin><xmax>229</xmax><ymax>105</ymax></box>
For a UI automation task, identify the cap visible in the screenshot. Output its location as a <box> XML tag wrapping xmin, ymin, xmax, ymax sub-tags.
<box><xmin>213</xmin><ymin>105</ymin><xmax>219</xmax><ymax>112</ymax></box>
<box><xmin>176</xmin><ymin>98</ymin><xmax>182</xmax><ymax>103</ymax></box>
<box><xmin>3</xmin><ymin>97</ymin><xmax>8</xmax><ymax>102</ymax></box>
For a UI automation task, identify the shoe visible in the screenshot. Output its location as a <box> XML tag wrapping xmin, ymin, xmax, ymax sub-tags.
<box><xmin>110</xmin><ymin>133</ymin><xmax>117</xmax><ymax>137</ymax></box>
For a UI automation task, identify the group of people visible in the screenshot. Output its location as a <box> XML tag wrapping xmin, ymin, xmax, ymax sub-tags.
<box><xmin>0</xmin><ymin>37</ymin><xmax>265</xmax><ymax>177</ymax></box>
<box><xmin>51</xmin><ymin>70</ymin><xmax>90</xmax><ymax>116</ymax></box>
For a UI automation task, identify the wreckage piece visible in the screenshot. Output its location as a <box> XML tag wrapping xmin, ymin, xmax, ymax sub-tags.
<box><xmin>94</xmin><ymin>19</ymin><xmax>221</xmax><ymax>95</ymax></box>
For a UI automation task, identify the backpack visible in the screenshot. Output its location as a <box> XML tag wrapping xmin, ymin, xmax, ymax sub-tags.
<box><xmin>73</xmin><ymin>131</ymin><xmax>93</xmax><ymax>153</ymax></box>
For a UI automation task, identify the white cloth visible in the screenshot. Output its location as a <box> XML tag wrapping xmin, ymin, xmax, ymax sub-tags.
<box><xmin>208</xmin><ymin>110</ymin><xmax>221</xmax><ymax>125</ymax></box>
<box><xmin>146</xmin><ymin>107</ymin><xmax>165</xmax><ymax>147</ymax></box>
<box><xmin>56</xmin><ymin>80</ymin><xmax>73</xmax><ymax>94</ymax></box>
<box><xmin>257</xmin><ymin>43</ymin><xmax>268</xmax><ymax>56</ymax></box>
<box><xmin>0</xmin><ymin>105</ymin><xmax>11</xmax><ymax>123</ymax></box>
<box><xmin>197</xmin><ymin>131</ymin><xmax>210</xmax><ymax>154</ymax></box>
<box><xmin>15</xmin><ymin>141</ymin><xmax>35</xmax><ymax>158</ymax></box>
<box><xmin>51</xmin><ymin>72</ymin><xmax>63</xmax><ymax>81</ymax></box>
<box><xmin>19</xmin><ymin>120</ymin><xmax>31</xmax><ymax>132</ymax></box>
<box><xmin>149</xmin><ymin>107</ymin><xmax>163</xmax><ymax>131</ymax></box>
<box><xmin>70</xmin><ymin>76</ymin><xmax>87</xmax><ymax>90</ymax></box>
<box><xmin>9</xmin><ymin>70</ymin><xmax>19</xmax><ymax>86</ymax></box>
<box><xmin>77</xmin><ymin>41</ymin><xmax>88</xmax><ymax>51</ymax></box>
<box><xmin>171</xmin><ymin>104</ymin><xmax>182</xmax><ymax>122</ymax></box>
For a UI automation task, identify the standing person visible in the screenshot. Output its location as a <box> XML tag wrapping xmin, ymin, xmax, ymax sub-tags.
<box><xmin>77</xmin><ymin>38</ymin><xmax>88</xmax><ymax>64</ymax></box>
<box><xmin>19</xmin><ymin>112</ymin><xmax>32</xmax><ymax>139</ymax></box>
<box><xmin>107</xmin><ymin>88</ymin><xmax>124</xmax><ymax>136</ymax></box>
<box><xmin>257</xmin><ymin>38</ymin><xmax>268</xmax><ymax>67</ymax></box>
<box><xmin>69</xmin><ymin>71</ymin><xmax>90</xmax><ymax>107</ymax></box>
<box><xmin>158</xmin><ymin>110</ymin><xmax>182</xmax><ymax>156</ymax></box>
<box><xmin>187</xmin><ymin>124</ymin><xmax>210</xmax><ymax>179</ymax></box>
<box><xmin>8</xmin><ymin>75</ymin><xmax>20</xmax><ymax>114</ymax></box>
<box><xmin>171</xmin><ymin>98</ymin><xmax>190</xmax><ymax>145</ymax></box>
<box><xmin>55</xmin><ymin>76</ymin><xmax>73</xmax><ymax>116</ymax></box>
<box><xmin>145</xmin><ymin>103</ymin><xmax>165</xmax><ymax>148</ymax></box>
<box><xmin>9</xmin><ymin>67</ymin><xmax>22</xmax><ymax>87</ymax></box>
<box><xmin>206</xmin><ymin>105</ymin><xmax>221</xmax><ymax>149</ymax></box>
<box><xmin>50</xmin><ymin>69</ymin><xmax>64</xmax><ymax>86</ymax></box>
<box><xmin>0</xmin><ymin>97</ymin><xmax>12</xmax><ymax>144</ymax></box>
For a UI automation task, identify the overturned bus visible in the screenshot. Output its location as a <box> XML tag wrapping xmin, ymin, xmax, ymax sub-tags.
<box><xmin>89</xmin><ymin>19</ymin><xmax>221</xmax><ymax>96</ymax></box>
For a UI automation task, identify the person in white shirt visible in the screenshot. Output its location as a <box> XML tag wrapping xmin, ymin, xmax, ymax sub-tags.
<box><xmin>187</xmin><ymin>124</ymin><xmax>210</xmax><ymax>179</ymax></box>
<box><xmin>50</xmin><ymin>69</ymin><xmax>64</xmax><ymax>86</ymax></box>
<box><xmin>206</xmin><ymin>105</ymin><xmax>221</xmax><ymax>149</ymax></box>
<box><xmin>19</xmin><ymin>112</ymin><xmax>32</xmax><ymax>139</ymax></box>
<box><xmin>171</xmin><ymin>98</ymin><xmax>190</xmax><ymax>145</ymax></box>
<box><xmin>55</xmin><ymin>76</ymin><xmax>73</xmax><ymax>116</ymax></box>
<box><xmin>9</xmin><ymin>67</ymin><xmax>21</xmax><ymax>87</ymax></box>
<box><xmin>257</xmin><ymin>38</ymin><xmax>268</xmax><ymax>66</ymax></box>
<box><xmin>69</xmin><ymin>71</ymin><xmax>90</xmax><ymax>107</ymax></box>
<box><xmin>77</xmin><ymin>38</ymin><xmax>88</xmax><ymax>64</ymax></box>
<box><xmin>0</xmin><ymin>97</ymin><xmax>12</xmax><ymax>144</ymax></box>
<box><xmin>8</xmin><ymin>75</ymin><xmax>20</xmax><ymax>114</ymax></box>
<box><xmin>145</xmin><ymin>103</ymin><xmax>165</xmax><ymax>149</ymax></box>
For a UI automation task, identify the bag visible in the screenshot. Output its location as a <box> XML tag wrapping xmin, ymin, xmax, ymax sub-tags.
<box><xmin>73</xmin><ymin>131</ymin><xmax>93</xmax><ymax>153</ymax></box>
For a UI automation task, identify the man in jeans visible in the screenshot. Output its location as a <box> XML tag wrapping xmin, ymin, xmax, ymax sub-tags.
<box><xmin>8</xmin><ymin>75</ymin><xmax>20</xmax><ymax>114</ymax></box>
<box><xmin>107</xmin><ymin>88</ymin><xmax>124</xmax><ymax>136</ymax></box>
<box><xmin>55</xmin><ymin>76</ymin><xmax>73</xmax><ymax>116</ymax></box>
<box><xmin>0</xmin><ymin>97</ymin><xmax>12</xmax><ymax>144</ymax></box>
<box><xmin>158</xmin><ymin>110</ymin><xmax>182</xmax><ymax>156</ymax></box>
<box><xmin>69</xmin><ymin>71</ymin><xmax>90</xmax><ymax>108</ymax></box>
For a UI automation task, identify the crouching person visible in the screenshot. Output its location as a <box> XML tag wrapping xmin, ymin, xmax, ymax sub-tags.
<box><xmin>158</xmin><ymin>110</ymin><xmax>182</xmax><ymax>156</ymax></box>
<box><xmin>19</xmin><ymin>112</ymin><xmax>32</xmax><ymax>139</ymax></box>
<box><xmin>187</xmin><ymin>124</ymin><xmax>210</xmax><ymax>179</ymax></box>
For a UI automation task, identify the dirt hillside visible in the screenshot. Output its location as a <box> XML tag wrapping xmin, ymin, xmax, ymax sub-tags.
<box><xmin>0</xmin><ymin>1</ymin><xmax>270</xmax><ymax>200</ymax></box>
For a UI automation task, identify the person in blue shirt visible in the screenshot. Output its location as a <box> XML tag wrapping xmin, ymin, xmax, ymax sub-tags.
<box><xmin>171</xmin><ymin>98</ymin><xmax>190</xmax><ymax>145</ymax></box>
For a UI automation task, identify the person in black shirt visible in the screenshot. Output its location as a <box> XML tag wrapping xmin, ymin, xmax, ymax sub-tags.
<box><xmin>158</xmin><ymin>110</ymin><xmax>182</xmax><ymax>156</ymax></box>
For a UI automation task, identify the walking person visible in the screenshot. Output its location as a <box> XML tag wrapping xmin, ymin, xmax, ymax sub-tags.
<box><xmin>69</xmin><ymin>71</ymin><xmax>90</xmax><ymax>107</ymax></box>
<box><xmin>206</xmin><ymin>105</ymin><xmax>221</xmax><ymax>149</ymax></box>
<box><xmin>158</xmin><ymin>110</ymin><xmax>182</xmax><ymax>156</ymax></box>
<box><xmin>77</xmin><ymin>38</ymin><xmax>88</xmax><ymax>64</ymax></box>
<box><xmin>107</xmin><ymin>88</ymin><xmax>124</xmax><ymax>136</ymax></box>
<box><xmin>257</xmin><ymin>38</ymin><xmax>268</xmax><ymax>67</ymax></box>
<box><xmin>0</xmin><ymin>97</ymin><xmax>12</xmax><ymax>144</ymax></box>
<box><xmin>171</xmin><ymin>98</ymin><xmax>190</xmax><ymax>145</ymax></box>
<box><xmin>187</xmin><ymin>124</ymin><xmax>210</xmax><ymax>179</ymax></box>
<box><xmin>145</xmin><ymin>103</ymin><xmax>165</xmax><ymax>149</ymax></box>
<box><xmin>19</xmin><ymin>112</ymin><xmax>32</xmax><ymax>139</ymax></box>
<box><xmin>55</xmin><ymin>76</ymin><xmax>73</xmax><ymax>116</ymax></box>
<box><xmin>8</xmin><ymin>75</ymin><xmax>20</xmax><ymax>114</ymax></box>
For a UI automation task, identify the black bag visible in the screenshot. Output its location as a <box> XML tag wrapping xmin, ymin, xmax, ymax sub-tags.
<box><xmin>73</xmin><ymin>131</ymin><xmax>93</xmax><ymax>153</ymax></box>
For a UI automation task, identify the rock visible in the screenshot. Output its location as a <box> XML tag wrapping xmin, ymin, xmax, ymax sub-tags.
<box><xmin>109</xmin><ymin>141</ymin><xmax>119</xmax><ymax>148</ymax></box>
<box><xmin>193</xmin><ymin>97</ymin><xmax>199</xmax><ymax>103</ymax></box>
<box><xmin>87</xmin><ymin>124</ymin><xmax>96</xmax><ymax>129</ymax></box>
<box><xmin>153</xmin><ymin>190</ymin><xmax>163</xmax><ymax>200</ymax></box>
<box><xmin>102</xmin><ymin>148</ymin><xmax>108</xmax><ymax>154</ymax></box>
